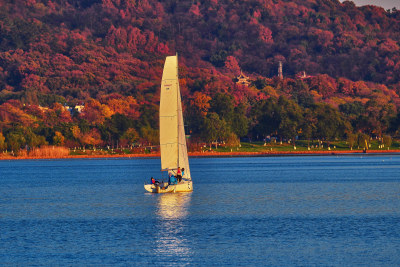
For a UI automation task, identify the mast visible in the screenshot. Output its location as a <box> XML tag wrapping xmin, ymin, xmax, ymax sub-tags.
<box><xmin>176</xmin><ymin>53</ymin><xmax>179</xmax><ymax>169</ymax></box>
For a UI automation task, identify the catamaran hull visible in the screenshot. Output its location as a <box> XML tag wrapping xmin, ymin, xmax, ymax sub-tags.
<box><xmin>144</xmin><ymin>181</ymin><xmax>193</xmax><ymax>193</ymax></box>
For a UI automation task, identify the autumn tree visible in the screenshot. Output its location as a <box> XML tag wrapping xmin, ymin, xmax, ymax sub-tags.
<box><xmin>186</xmin><ymin>91</ymin><xmax>211</xmax><ymax>136</ymax></box>
<box><xmin>0</xmin><ymin>132</ymin><xmax>6</xmax><ymax>151</ymax></box>
<box><xmin>226</xmin><ymin>132</ymin><xmax>240</xmax><ymax>148</ymax></box>
<box><xmin>53</xmin><ymin>131</ymin><xmax>65</xmax><ymax>146</ymax></box>
<box><xmin>81</xmin><ymin>128</ymin><xmax>102</xmax><ymax>148</ymax></box>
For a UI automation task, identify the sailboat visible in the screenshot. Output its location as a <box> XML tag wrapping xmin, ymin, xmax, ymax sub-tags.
<box><xmin>144</xmin><ymin>54</ymin><xmax>193</xmax><ymax>193</ymax></box>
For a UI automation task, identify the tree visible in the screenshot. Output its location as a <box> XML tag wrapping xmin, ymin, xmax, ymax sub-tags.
<box><xmin>81</xmin><ymin>128</ymin><xmax>102</xmax><ymax>148</ymax></box>
<box><xmin>71</xmin><ymin>125</ymin><xmax>81</xmax><ymax>141</ymax></box>
<box><xmin>99</xmin><ymin>113</ymin><xmax>136</xmax><ymax>146</ymax></box>
<box><xmin>339</xmin><ymin>101</ymin><xmax>365</xmax><ymax>130</ymax></box>
<box><xmin>25</xmin><ymin>127</ymin><xmax>47</xmax><ymax>148</ymax></box>
<box><xmin>364</xmin><ymin>99</ymin><xmax>396</xmax><ymax>137</ymax></box>
<box><xmin>110</xmin><ymin>113</ymin><xmax>135</xmax><ymax>135</ymax></box>
<box><xmin>382</xmin><ymin>135</ymin><xmax>392</xmax><ymax>149</ymax></box>
<box><xmin>6</xmin><ymin>132</ymin><xmax>26</xmax><ymax>155</ymax></box>
<box><xmin>226</xmin><ymin>132</ymin><xmax>240</xmax><ymax>148</ymax></box>
<box><xmin>301</xmin><ymin>108</ymin><xmax>317</xmax><ymax>147</ymax></box>
<box><xmin>190</xmin><ymin>91</ymin><xmax>211</xmax><ymax>117</ymax></box>
<box><xmin>252</xmin><ymin>78</ymin><xmax>267</xmax><ymax>90</ymax></box>
<box><xmin>357</xmin><ymin>133</ymin><xmax>370</xmax><ymax>150</ymax></box>
<box><xmin>277</xmin><ymin>96</ymin><xmax>303</xmax><ymax>144</ymax></box>
<box><xmin>224</xmin><ymin>56</ymin><xmax>240</xmax><ymax>75</ymax></box>
<box><xmin>0</xmin><ymin>132</ymin><xmax>6</xmax><ymax>151</ymax></box>
<box><xmin>250</xmin><ymin>98</ymin><xmax>280</xmax><ymax>140</ymax></box>
<box><xmin>187</xmin><ymin>91</ymin><xmax>211</xmax><ymax>136</ymax></box>
<box><xmin>389</xmin><ymin>113</ymin><xmax>400</xmax><ymax>136</ymax></box>
<box><xmin>120</xmin><ymin>128</ymin><xmax>139</xmax><ymax>147</ymax></box>
<box><xmin>347</xmin><ymin>133</ymin><xmax>357</xmax><ymax>149</ymax></box>
<box><xmin>80</xmin><ymin>99</ymin><xmax>107</xmax><ymax>125</ymax></box>
<box><xmin>210</xmin><ymin>93</ymin><xmax>234</xmax><ymax>123</ymax></box>
<box><xmin>309</xmin><ymin>75</ymin><xmax>337</xmax><ymax>98</ymax></box>
<box><xmin>53</xmin><ymin>131</ymin><xmax>65</xmax><ymax>146</ymax></box>
<box><xmin>201</xmin><ymin>112</ymin><xmax>230</xmax><ymax>149</ymax></box>
<box><xmin>210</xmin><ymin>50</ymin><xmax>228</xmax><ymax>67</ymax></box>
<box><xmin>292</xmin><ymin>80</ymin><xmax>314</xmax><ymax>108</ymax></box>
<box><xmin>140</xmin><ymin>126</ymin><xmax>158</xmax><ymax>146</ymax></box>
<box><xmin>314</xmin><ymin>104</ymin><xmax>349</xmax><ymax>142</ymax></box>
<box><xmin>231</xmin><ymin>103</ymin><xmax>249</xmax><ymax>137</ymax></box>
<box><xmin>138</xmin><ymin>104</ymin><xmax>158</xmax><ymax>130</ymax></box>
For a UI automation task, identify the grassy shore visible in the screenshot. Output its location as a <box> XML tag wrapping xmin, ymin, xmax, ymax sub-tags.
<box><xmin>189</xmin><ymin>139</ymin><xmax>400</xmax><ymax>157</ymax></box>
<box><xmin>1</xmin><ymin>140</ymin><xmax>400</xmax><ymax>160</ymax></box>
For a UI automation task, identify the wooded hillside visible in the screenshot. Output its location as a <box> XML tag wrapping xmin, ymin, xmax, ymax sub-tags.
<box><xmin>0</xmin><ymin>0</ymin><xmax>400</xmax><ymax>153</ymax></box>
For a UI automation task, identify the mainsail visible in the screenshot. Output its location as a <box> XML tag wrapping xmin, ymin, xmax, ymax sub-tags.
<box><xmin>159</xmin><ymin>55</ymin><xmax>191</xmax><ymax>180</ymax></box>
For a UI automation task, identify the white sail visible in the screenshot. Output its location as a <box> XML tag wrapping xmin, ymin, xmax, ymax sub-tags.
<box><xmin>159</xmin><ymin>55</ymin><xmax>191</xmax><ymax>179</ymax></box>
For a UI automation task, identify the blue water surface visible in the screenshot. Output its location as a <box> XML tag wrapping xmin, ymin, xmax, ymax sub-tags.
<box><xmin>1</xmin><ymin>155</ymin><xmax>400</xmax><ymax>266</ymax></box>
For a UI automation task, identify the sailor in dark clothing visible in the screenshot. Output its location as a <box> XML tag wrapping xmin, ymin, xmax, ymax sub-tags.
<box><xmin>176</xmin><ymin>167</ymin><xmax>182</xmax><ymax>182</ymax></box>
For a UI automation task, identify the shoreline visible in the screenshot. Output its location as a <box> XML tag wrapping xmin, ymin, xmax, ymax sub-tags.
<box><xmin>1</xmin><ymin>149</ymin><xmax>400</xmax><ymax>160</ymax></box>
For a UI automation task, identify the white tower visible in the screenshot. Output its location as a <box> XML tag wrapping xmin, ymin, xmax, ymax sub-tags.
<box><xmin>278</xmin><ymin>61</ymin><xmax>283</xmax><ymax>80</ymax></box>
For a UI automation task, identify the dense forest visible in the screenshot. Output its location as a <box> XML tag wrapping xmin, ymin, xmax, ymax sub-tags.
<box><xmin>0</xmin><ymin>0</ymin><xmax>400</xmax><ymax>153</ymax></box>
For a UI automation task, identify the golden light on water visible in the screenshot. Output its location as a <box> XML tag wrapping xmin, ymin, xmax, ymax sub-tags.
<box><xmin>157</xmin><ymin>193</ymin><xmax>191</xmax><ymax>220</ymax></box>
<box><xmin>155</xmin><ymin>193</ymin><xmax>193</xmax><ymax>259</ymax></box>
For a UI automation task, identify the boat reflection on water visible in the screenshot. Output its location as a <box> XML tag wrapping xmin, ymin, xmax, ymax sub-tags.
<box><xmin>154</xmin><ymin>193</ymin><xmax>193</xmax><ymax>263</ymax></box>
<box><xmin>157</xmin><ymin>192</ymin><xmax>191</xmax><ymax>219</ymax></box>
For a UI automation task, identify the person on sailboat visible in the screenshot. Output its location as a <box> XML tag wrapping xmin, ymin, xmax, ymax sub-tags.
<box><xmin>168</xmin><ymin>172</ymin><xmax>177</xmax><ymax>185</ymax></box>
<box><xmin>177</xmin><ymin>167</ymin><xmax>182</xmax><ymax>182</ymax></box>
<box><xmin>151</xmin><ymin>177</ymin><xmax>160</xmax><ymax>185</ymax></box>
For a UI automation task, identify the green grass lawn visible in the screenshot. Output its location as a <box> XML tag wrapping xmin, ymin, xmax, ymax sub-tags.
<box><xmin>211</xmin><ymin>139</ymin><xmax>400</xmax><ymax>153</ymax></box>
<box><xmin>66</xmin><ymin>139</ymin><xmax>400</xmax><ymax>155</ymax></box>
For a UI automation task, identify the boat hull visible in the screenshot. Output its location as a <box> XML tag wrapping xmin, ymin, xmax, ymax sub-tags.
<box><xmin>144</xmin><ymin>180</ymin><xmax>193</xmax><ymax>193</ymax></box>
<box><xmin>175</xmin><ymin>180</ymin><xmax>193</xmax><ymax>192</ymax></box>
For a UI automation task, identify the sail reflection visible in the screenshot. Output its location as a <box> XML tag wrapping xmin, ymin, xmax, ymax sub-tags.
<box><xmin>154</xmin><ymin>193</ymin><xmax>192</xmax><ymax>263</ymax></box>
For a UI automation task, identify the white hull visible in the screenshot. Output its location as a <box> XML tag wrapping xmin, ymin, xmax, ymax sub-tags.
<box><xmin>144</xmin><ymin>180</ymin><xmax>193</xmax><ymax>193</ymax></box>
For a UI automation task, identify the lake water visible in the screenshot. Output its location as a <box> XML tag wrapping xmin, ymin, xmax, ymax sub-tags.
<box><xmin>1</xmin><ymin>155</ymin><xmax>400</xmax><ymax>266</ymax></box>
